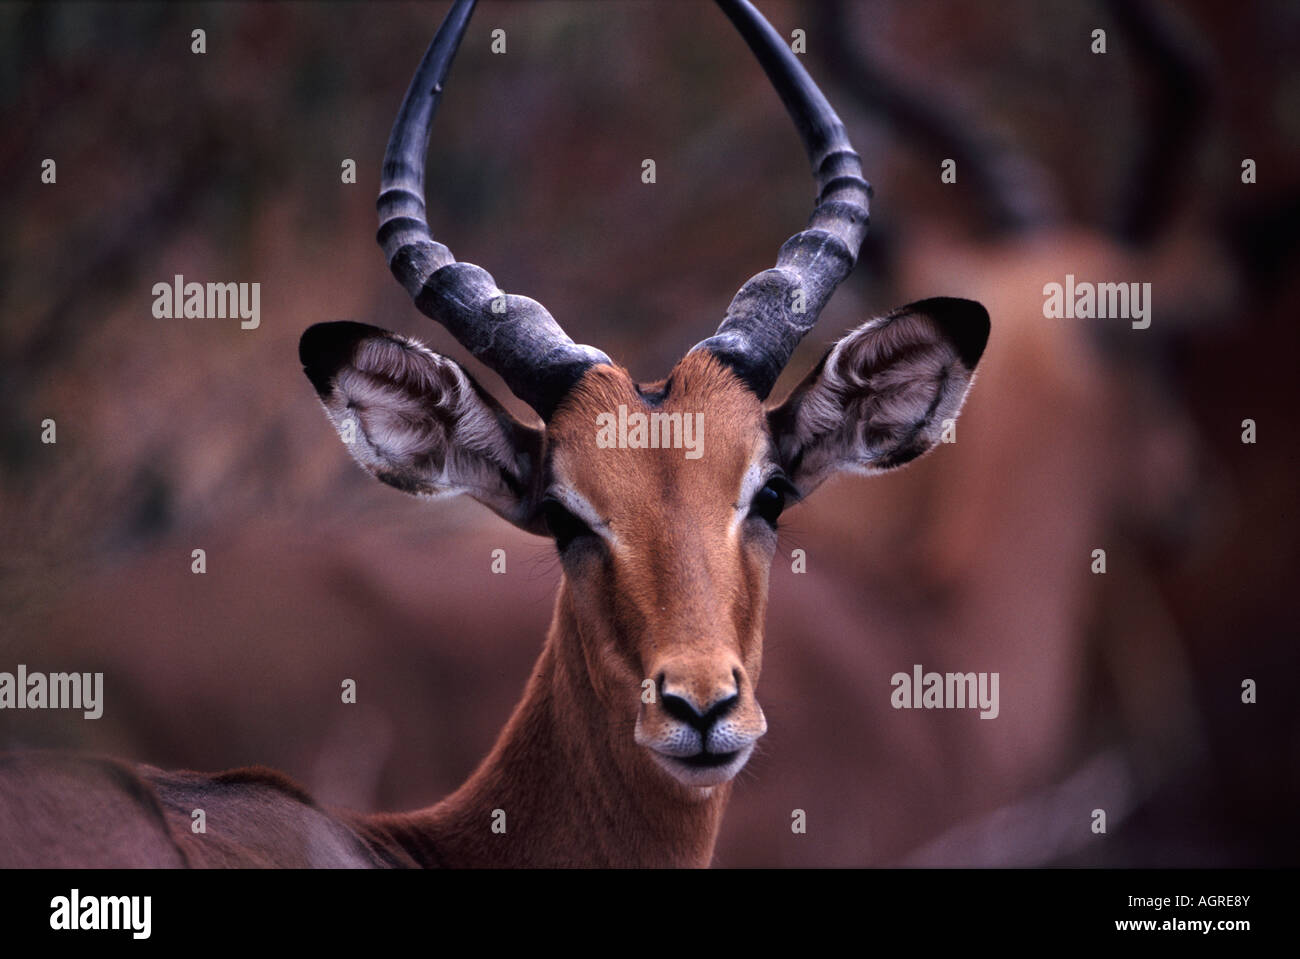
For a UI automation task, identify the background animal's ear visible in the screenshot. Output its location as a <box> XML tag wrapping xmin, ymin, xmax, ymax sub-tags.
<box><xmin>767</xmin><ymin>297</ymin><xmax>989</xmax><ymax>496</ymax></box>
<box><xmin>299</xmin><ymin>321</ymin><xmax>544</xmax><ymax>533</ymax></box>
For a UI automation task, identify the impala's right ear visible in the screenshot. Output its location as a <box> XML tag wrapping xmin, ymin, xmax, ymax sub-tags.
<box><xmin>299</xmin><ymin>321</ymin><xmax>545</xmax><ymax>533</ymax></box>
<box><xmin>767</xmin><ymin>298</ymin><xmax>989</xmax><ymax>497</ymax></box>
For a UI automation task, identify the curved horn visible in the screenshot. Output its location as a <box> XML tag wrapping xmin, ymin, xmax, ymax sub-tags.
<box><xmin>1101</xmin><ymin>0</ymin><xmax>1213</xmax><ymax>245</ymax></box>
<box><xmin>690</xmin><ymin>0</ymin><xmax>873</xmax><ymax>400</ymax></box>
<box><xmin>376</xmin><ymin>0</ymin><xmax>610</xmax><ymax>420</ymax></box>
<box><xmin>813</xmin><ymin>0</ymin><xmax>1059</xmax><ymax>236</ymax></box>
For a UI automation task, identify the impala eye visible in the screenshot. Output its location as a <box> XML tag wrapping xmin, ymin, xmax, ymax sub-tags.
<box><xmin>750</xmin><ymin>477</ymin><xmax>795</xmax><ymax>528</ymax></box>
<box><xmin>542</xmin><ymin>499</ymin><xmax>593</xmax><ymax>551</ymax></box>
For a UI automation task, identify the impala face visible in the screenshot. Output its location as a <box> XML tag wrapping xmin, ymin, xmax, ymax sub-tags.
<box><xmin>299</xmin><ymin>0</ymin><xmax>989</xmax><ymax>808</ymax></box>
<box><xmin>548</xmin><ymin>355</ymin><xmax>775</xmax><ymax>788</ymax></box>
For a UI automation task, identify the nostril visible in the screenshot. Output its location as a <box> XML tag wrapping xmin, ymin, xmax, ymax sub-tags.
<box><xmin>661</xmin><ymin>691</ymin><xmax>703</xmax><ymax>725</ymax></box>
<box><xmin>705</xmin><ymin>692</ymin><xmax>739</xmax><ymax>724</ymax></box>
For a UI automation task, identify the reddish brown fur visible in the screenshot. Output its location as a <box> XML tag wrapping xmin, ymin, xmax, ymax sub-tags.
<box><xmin>366</xmin><ymin>352</ymin><xmax>775</xmax><ymax>867</ymax></box>
<box><xmin>2</xmin><ymin>354</ymin><xmax>779</xmax><ymax>868</ymax></box>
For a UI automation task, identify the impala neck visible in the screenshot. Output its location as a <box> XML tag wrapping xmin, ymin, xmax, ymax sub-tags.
<box><xmin>366</xmin><ymin>579</ymin><xmax>730</xmax><ymax>867</ymax></box>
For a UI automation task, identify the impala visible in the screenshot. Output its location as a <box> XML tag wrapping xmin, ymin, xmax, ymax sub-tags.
<box><xmin>1</xmin><ymin>0</ymin><xmax>987</xmax><ymax>868</ymax></box>
<box><xmin>782</xmin><ymin>0</ymin><xmax>1222</xmax><ymax>864</ymax></box>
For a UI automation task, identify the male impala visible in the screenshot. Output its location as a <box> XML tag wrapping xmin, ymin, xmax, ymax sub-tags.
<box><xmin>0</xmin><ymin>0</ymin><xmax>987</xmax><ymax>868</ymax></box>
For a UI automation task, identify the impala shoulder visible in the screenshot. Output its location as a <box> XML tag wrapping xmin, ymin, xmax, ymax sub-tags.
<box><xmin>142</xmin><ymin>764</ymin><xmax>396</xmax><ymax>868</ymax></box>
<box><xmin>0</xmin><ymin>751</ymin><xmax>190</xmax><ymax>868</ymax></box>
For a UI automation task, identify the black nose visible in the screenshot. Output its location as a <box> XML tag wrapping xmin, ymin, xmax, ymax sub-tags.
<box><xmin>659</xmin><ymin>684</ymin><xmax>740</xmax><ymax>734</ymax></box>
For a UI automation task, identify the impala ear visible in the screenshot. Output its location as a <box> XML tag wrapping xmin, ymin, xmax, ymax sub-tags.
<box><xmin>767</xmin><ymin>298</ymin><xmax>989</xmax><ymax>495</ymax></box>
<box><xmin>299</xmin><ymin>321</ymin><xmax>544</xmax><ymax>533</ymax></box>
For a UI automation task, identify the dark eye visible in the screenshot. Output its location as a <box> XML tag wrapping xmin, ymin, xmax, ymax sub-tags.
<box><xmin>749</xmin><ymin>478</ymin><xmax>794</xmax><ymax>528</ymax></box>
<box><xmin>541</xmin><ymin>499</ymin><xmax>593</xmax><ymax>551</ymax></box>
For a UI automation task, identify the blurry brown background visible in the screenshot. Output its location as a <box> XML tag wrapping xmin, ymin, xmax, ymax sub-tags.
<box><xmin>1</xmin><ymin>0</ymin><xmax>1297</xmax><ymax>866</ymax></box>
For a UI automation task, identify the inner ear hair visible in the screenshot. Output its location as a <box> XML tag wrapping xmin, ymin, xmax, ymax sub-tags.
<box><xmin>767</xmin><ymin>298</ymin><xmax>989</xmax><ymax>491</ymax></box>
<box><xmin>299</xmin><ymin>321</ymin><xmax>544</xmax><ymax>531</ymax></box>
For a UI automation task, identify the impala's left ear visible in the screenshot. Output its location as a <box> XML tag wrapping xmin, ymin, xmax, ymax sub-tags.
<box><xmin>767</xmin><ymin>297</ymin><xmax>989</xmax><ymax>496</ymax></box>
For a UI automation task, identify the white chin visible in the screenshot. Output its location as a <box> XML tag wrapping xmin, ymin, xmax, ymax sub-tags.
<box><xmin>648</xmin><ymin>743</ymin><xmax>754</xmax><ymax>789</ymax></box>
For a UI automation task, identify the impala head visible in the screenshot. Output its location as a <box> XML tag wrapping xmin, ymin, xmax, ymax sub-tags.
<box><xmin>300</xmin><ymin>0</ymin><xmax>988</xmax><ymax>794</ymax></box>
